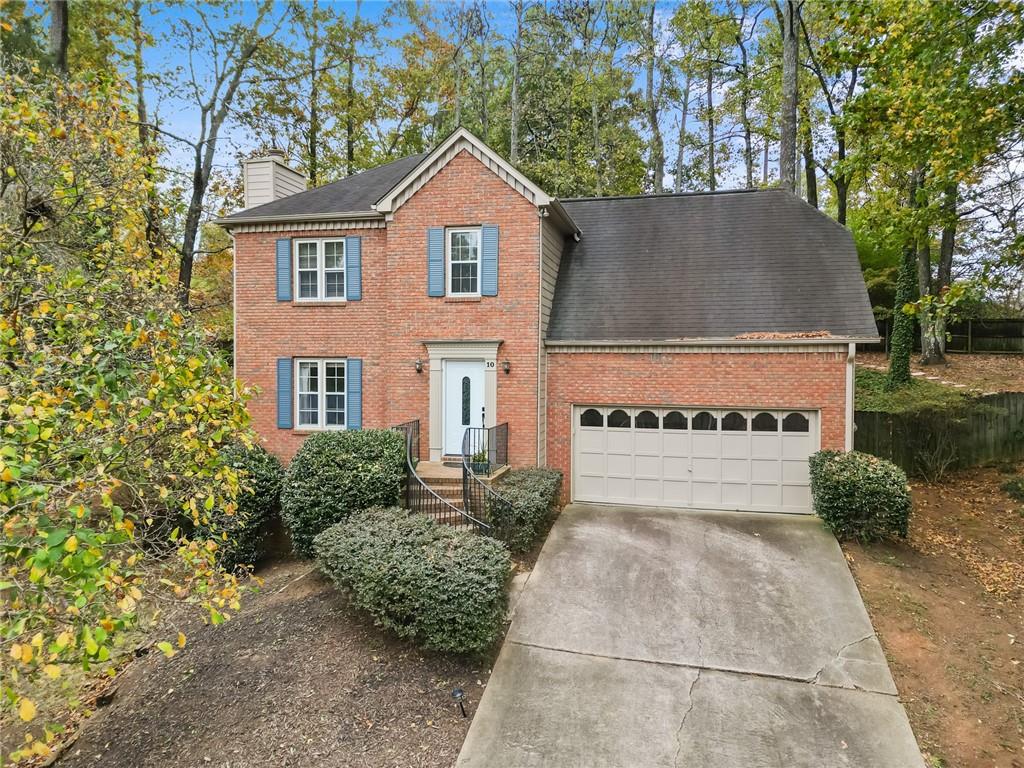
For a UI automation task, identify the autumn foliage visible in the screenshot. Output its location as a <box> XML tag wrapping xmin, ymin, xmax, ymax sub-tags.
<box><xmin>0</xmin><ymin>69</ymin><xmax>254</xmax><ymax>759</ymax></box>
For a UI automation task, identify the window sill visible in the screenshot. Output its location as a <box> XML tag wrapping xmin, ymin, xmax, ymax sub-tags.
<box><xmin>444</xmin><ymin>296</ymin><xmax>482</xmax><ymax>303</ymax></box>
<box><xmin>291</xmin><ymin>301</ymin><xmax>348</xmax><ymax>307</ymax></box>
<box><xmin>292</xmin><ymin>426</ymin><xmax>347</xmax><ymax>433</ymax></box>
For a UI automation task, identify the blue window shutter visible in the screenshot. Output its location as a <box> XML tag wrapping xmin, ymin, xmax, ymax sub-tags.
<box><xmin>481</xmin><ymin>225</ymin><xmax>498</xmax><ymax>296</ymax></box>
<box><xmin>276</xmin><ymin>358</ymin><xmax>293</xmax><ymax>429</ymax></box>
<box><xmin>346</xmin><ymin>358</ymin><xmax>362</xmax><ymax>430</ymax></box>
<box><xmin>276</xmin><ymin>239</ymin><xmax>292</xmax><ymax>301</ymax></box>
<box><xmin>427</xmin><ymin>227</ymin><xmax>445</xmax><ymax>296</ymax></box>
<box><xmin>345</xmin><ymin>236</ymin><xmax>362</xmax><ymax>301</ymax></box>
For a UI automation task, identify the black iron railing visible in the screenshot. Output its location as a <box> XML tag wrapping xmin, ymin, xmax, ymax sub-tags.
<box><xmin>462</xmin><ymin>424</ymin><xmax>515</xmax><ymax>545</ymax></box>
<box><xmin>393</xmin><ymin>418</ymin><xmax>420</xmax><ymax>464</ymax></box>
<box><xmin>461</xmin><ymin>423</ymin><xmax>508</xmax><ymax>476</ymax></box>
<box><xmin>392</xmin><ymin>420</ymin><xmax>489</xmax><ymax>532</ymax></box>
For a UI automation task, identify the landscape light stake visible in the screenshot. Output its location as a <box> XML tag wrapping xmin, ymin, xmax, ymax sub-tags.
<box><xmin>452</xmin><ymin>688</ymin><xmax>467</xmax><ymax>718</ymax></box>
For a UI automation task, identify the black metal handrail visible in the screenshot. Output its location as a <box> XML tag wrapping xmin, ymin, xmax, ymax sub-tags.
<box><xmin>462</xmin><ymin>423</ymin><xmax>508</xmax><ymax>475</ymax></box>
<box><xmin>461</xmin><ymin>424</ymin><xmax>515</xmax><ymax>545</ymax></box>
<box><xmin>392</xmin><ymin>420</ymin><xmax>490</xmax><ymax>532</ymax></box>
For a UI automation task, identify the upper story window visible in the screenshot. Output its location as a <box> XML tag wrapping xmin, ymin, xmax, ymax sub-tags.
<box><xmin>447</xmin><ymin>228</ymin><xmax>480</xmax><ymax>296</ymax></box>
<box><xmin>296</xmin><ymin>358</ymin><xmax>346</xmax><ymax>429</ymax></box>
<box><xmin>295</xmin><ymin>239</ymin><xmax>345</xmax><ymax>301</ymax></box>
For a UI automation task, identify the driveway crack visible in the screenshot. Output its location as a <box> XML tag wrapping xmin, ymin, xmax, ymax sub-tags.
<box><xmin>811</xmin><ymin>633</ymin><xmax>876</xmax><ymax>686</ymax></box>
<box><xmin>673</xmin><ymin>669</ymin><xmax>701</xmax><ymax>767</ymax></box>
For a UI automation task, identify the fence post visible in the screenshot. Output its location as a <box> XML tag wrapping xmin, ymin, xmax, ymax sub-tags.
<box><xmin>967</xmin><ymin>319</ymin><xmax>973</xmax><ymax>353</ymax></box>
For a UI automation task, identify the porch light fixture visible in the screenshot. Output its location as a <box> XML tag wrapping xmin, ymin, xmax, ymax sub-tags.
<box><xmin>501</xmin><ymin>360</ymin><xmax>511</xmax><ymax>375</ymax></box>
<box><xmin>415</xmin><ymin>359</ymin><xmax>423</xmax><ymax>374</ymax></box>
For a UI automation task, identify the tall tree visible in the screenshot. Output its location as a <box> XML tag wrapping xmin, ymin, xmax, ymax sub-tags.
<box><xmin>641</xmin><ymin>2</ymin><xmax>665</xmax><ymax>192</ymax></box>
<box><xmin>48</xmin><ymin>0</ymin><xmax>68</xmax><ymax>73</ymax></box>
<box><xmin>775</xmin><ymin>0</ymin><xmax>801</xmax><ymax>192</ymax></box>
<box><xmin>159</xmin><ymin>1</ymin><xmax>282</xmax><ymax>305</ymax></box>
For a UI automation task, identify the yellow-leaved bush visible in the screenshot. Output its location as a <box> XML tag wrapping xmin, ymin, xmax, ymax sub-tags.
<box><xmin>0</xmin><ymin>68</ymin><xmax>254</xmax><ymax>759</ymax></box>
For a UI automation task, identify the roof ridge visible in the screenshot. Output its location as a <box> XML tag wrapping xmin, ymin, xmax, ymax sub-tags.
<box><xmin>560</xmin><ymin>188</ymin><xmax>767</xmax><ymax>203</ymax></box>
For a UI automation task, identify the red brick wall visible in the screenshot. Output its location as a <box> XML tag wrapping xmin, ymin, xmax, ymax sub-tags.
<box><xmin>234</xmin><ymin>149</ymin><xmax>542</xmax><ymax>464</ymax></box>
<box><xmin>545</xmin><ymin>349</ymin><xmax>848</xmax><ymax>502</ymax></box>
<box><xmin>234</xmin><ymin>226</ymin><xmax>389</xmax><ymax>459</ymax></box>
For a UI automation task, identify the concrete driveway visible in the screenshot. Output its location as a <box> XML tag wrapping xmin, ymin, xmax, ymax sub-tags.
<box><xmin>457</xmin><ymin>504</ymin><xmax>924</xmax><ymax>768</ymax></box>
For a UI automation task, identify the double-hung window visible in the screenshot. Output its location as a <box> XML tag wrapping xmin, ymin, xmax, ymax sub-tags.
<box><xmin>295</xmin><ymin>358</ymin><xmax>346</xmax><ymax>429</ymax></box>
<box><xmin>447</xmin><ymin>228</ymin><xmax>480</xmax><ymax>297</ymax></box>
<box><xmin>294</xmin><ymin>239</ymin><xmax>345</xmax><ymax>301</ymax></box>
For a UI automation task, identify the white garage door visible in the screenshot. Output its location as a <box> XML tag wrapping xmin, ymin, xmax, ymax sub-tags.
<box><xmin>573</xmin><ymin>406</ymin><xmax>818</xmax><ymax>514</ymax></box>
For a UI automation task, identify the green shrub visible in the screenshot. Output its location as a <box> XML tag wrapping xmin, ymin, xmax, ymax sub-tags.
<box><xmin>281</xmin><ymin>430</ymin><xmax>406</xmax><ymax>557</ymax></box>
<box><xmin>1002</xmin><ymin>475</ymin><xmax>1024</xmax><ymax>503</ymax></box>
<box><xmin>492</xmin><ymin>468</ymin><xmax>562</xmax><ymax>553</ymax></box>
<box><xmin>313</xmin><ymin>508</ymin><xmax>511</xmax><ymax>654</ymax></box>
<box><xmin>808</xmin><ymin>450</ymin><xmax>911</xmax><ymax>542</ymax></box>
<box><xmin>216</xmin><ymin>443</ymin><xmax>285</xmax><ymax>569</ymax></box>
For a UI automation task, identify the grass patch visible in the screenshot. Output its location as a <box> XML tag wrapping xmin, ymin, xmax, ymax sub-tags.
<box><xmin>855</xmin><ymin>368</ymin><xmax>967</xmax><ymax>414</ymax></box>
<box><xmin>1002</xmin><ymin>476</ymin><xmax>1024</xmax><ymax>503</ymax></box>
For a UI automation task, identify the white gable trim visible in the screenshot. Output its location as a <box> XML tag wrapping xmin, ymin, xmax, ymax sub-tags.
<box><xmin>373</xmin><ymin>127</ymin><xmax>552</xmax><ymax>214</ymax></box>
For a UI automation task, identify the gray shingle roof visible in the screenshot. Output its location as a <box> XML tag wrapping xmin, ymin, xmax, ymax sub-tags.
<box><xmin>224</xmin><ymin>152</ymin><xmax>428</xmax><ymax>220</ymax></box>
<box><xmin>548</xmin><ymin>189</ymin><xmax>878</xmax><ymax>341</ymax></box>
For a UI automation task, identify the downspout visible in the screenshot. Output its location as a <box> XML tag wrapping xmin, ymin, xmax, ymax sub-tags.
<box><xmin>230</xmin><ymin>230</ymin><xmax>237</xmax><ymax>396</ymax></box>
<box><xmin>845</xmin><ymin>342</ymin><xmax>855</xmax><ymax>451</ymax></box>
<box><xmin>537</xmin><ymin>212</ymin><xmax>545</xmax><ymax>465</ymax></box>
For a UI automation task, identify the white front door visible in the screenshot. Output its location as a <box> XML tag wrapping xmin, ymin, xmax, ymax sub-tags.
<box><xmin>443</xmin><ymin>360</ymin><xmax>486</xmax><ymax>455</ymax></box>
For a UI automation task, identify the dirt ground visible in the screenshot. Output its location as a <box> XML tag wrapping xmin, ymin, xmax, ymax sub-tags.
<box><xmin>858</xmin><ymin>351</ymin><xmax>1024</xmax><ymax>393</ymax></box>
<box><xmin>845</xmin><ymin>464</ymin><xmax>1024</xmax><ymax>768</ymax></box>
<box><xmin>53</xmin><ymin>560</ymin><xmax>494</xmax><ymax>768</ymax></box>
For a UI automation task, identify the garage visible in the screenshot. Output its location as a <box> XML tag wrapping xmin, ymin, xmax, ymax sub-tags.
<box><xmin>572</xmin><ymin>406</ymin><xmax>818</xmax><ymax>513</ymax></box>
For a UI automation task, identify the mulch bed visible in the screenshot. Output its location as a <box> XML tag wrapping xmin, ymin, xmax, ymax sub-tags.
<box><xmin>845</xmin><ymin>464</ymin><xmax>1024</xmax><ymax>767</ymax></box>
<box><xmin>55</xmin><ymin>560</ymin><xmax>495</xmax><ymax>768</ymax></box>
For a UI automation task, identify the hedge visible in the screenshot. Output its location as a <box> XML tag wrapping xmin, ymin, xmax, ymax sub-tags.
<box><xmin>281</xmin><ymin>430</ymin><xmax>406</xmax><ymax>557</ymax></box>
<box><xmin>313</xmin><ymin>508</ymin><xmax>512</xmax><ymax>654</ymax></box>
<box><xmin>217</xmin><ymin>443</ymin><xmax>285</xmax><ymax>569</ymax></box>
<box><xmin>491</xmin><ymin>468</ymin><xmax>562</xmax><ymax>553</ymax></box>
<box><xmin>808</xmin><ymin>450</ymin><xmax>911</xmax><ymax>542</ymax></box>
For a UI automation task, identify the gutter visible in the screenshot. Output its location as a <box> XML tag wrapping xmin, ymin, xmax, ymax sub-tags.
<box><xmin>213</xmin><ymin>210</ymin><xmax>384</xmax><ymax>228</ymax></box>
<box><xmin>545</xmin><ymin>336</ymin><xmax>881</xmax><ymax>348</ymax></box>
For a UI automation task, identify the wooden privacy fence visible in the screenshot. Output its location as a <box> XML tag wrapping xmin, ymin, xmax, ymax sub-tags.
<box><xmin>861</xmin><ymin>317</ymin><xmax>1024</xmax><ymax>354</ymax></box>
<box><xmin>854</xmin><ymin>392</ymin><xmax>1024</xmax><ymax>476</ymax></box>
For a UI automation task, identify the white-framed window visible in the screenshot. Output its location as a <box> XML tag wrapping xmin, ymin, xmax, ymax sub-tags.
<box><xmin>294</xmin><ymin>239</ymin><xmax>346</xmax><ymax>301</ymax></box>
<box><xmin>295</xmin><ymin>358</ymin><xmax>346</xmax><ymax>429</ymax></box>
<box><xmin>446</xmin><ymin>228</ymin><xmax>480</xmax><ymax>297</ymax></box>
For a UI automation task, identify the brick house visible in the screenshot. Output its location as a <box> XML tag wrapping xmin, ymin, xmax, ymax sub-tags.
<box><xmin>219</xmin><ymin>128</ymin><xmax>877</xmax><ymax>514</ymax></box>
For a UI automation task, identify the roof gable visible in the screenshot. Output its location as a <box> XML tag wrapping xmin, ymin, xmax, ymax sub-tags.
<box><xmin>373</xmin><ymin>127</ymin><xmax>552</xmax><ymax>214</ymax></box>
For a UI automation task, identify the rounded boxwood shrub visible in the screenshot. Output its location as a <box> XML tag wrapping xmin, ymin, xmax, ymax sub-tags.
<box><xmin>492</xmin><ymin>468</ymin><xmax>563</xmax><ymax>553</ymax></box>
<box><xmin>313</xmin><ymin>508</ymin><xmax>512</xmax><ymax>654</ymax></box>
<box><xmin>281</xmin><ymin>430</ymin><xmax>406</xmax><ymax>557</ymax></box>
<box><xmin>808</xmin><ymin>450</ymin><xmax>911</xmax><ymax>542</ymax></box>
<box><xmin>217</xmin><ymin>443</ymin><xmax>285</xmax><ymax>569</ymax></box>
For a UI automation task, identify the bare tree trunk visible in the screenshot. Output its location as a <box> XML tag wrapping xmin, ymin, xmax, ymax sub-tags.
<box><xmin>49</xmin><ymin>0</ymin><xmax>69</xmax><ymax>73</ymax></box>
<box><xmin>778</xmin><ymin>0</ymin><xmax>799</xmax><ymax>192</ymax></box>
<box><xmin>307</xmin><ymin>0</ymin><xmax>320</xmax><ymax>186</ymax></box>
<box><xmin>706</xmin><ymin>66</ymin><xmax>715</xmax><ymax>192</ymax></box>
<box><xmin>762</xmin><ymin>139</ymin><xmax>769</xmax><ymax>184</ymax></box>
<box><xmin>738</xmin><ymin>34</ymin><xmax>753</xmax><ymax>189</ymax></box>
<box><xmin>345</xmin><ymin>1</ymin><xmax>361</xmax><ymax>177</ymax></box>
<box><xmin>675</xmin><ymin>76</ymin><xmax>690</xmax><ymax>193</ymax></box>
<box><xmin>920</xmin><ymin>183</ymin><xmax>958</xmax><ymax>364</ymax></box>
<box><xmin>801</xmin><ymin>104</ymin><xmax>817</xmax><ymax>207</ymax></box>
<box><xmin>592</xmin><ymin>97</ymin><xmax>602</xmax><ymax>196</ymax></box>
<box><xmin>644</xmin><ymin>3</ymin><xmax>665</xmax><ymax>193</ymax></box>
<box><xmin>509</xmin><ymin>0</ymin><xmax>524</xmax><ymax>164</ymax></box>
<box><xmin>130</xmin><ymin>0</ymin><xmax>160</xmax><ymax>250</ymax></box>
<box><xmin>937</xmin><ymin>183</ymin><xmax>957</xmax><ymax>290</ymax></box>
